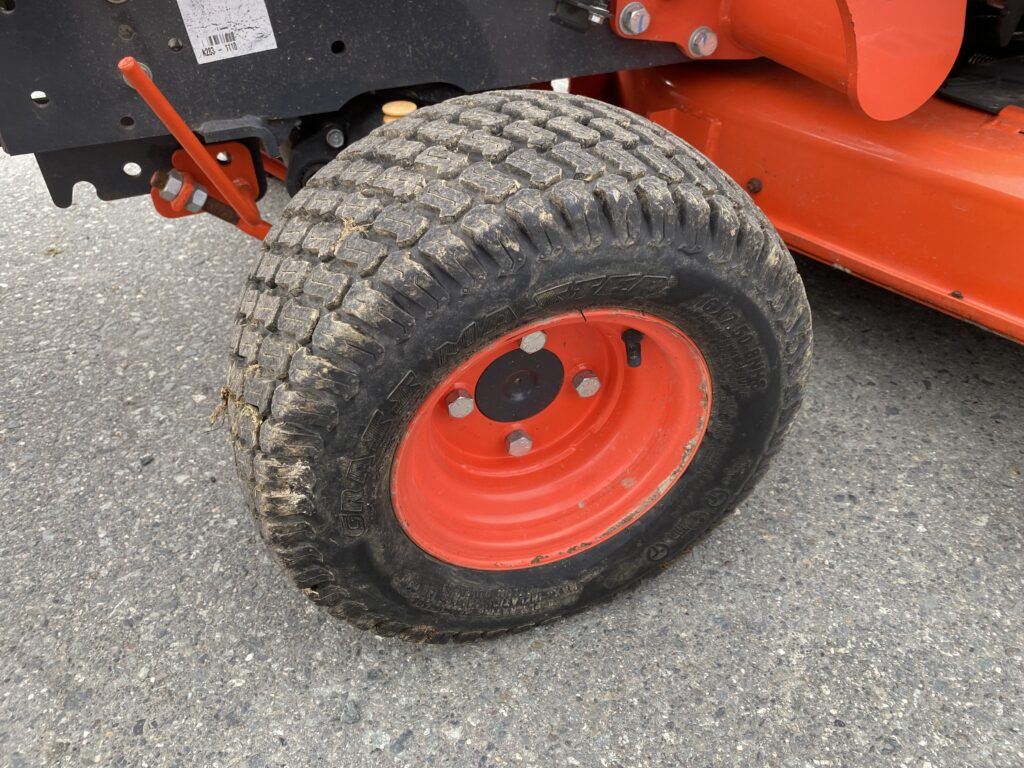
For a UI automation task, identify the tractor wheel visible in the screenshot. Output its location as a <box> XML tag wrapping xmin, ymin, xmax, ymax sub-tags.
<box><xmin>225</xmin><ymin>89</ymin><xmax>812</xmax><ymax>641</ymax></box>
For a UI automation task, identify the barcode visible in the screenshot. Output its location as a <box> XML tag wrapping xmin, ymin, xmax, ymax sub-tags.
<box><xmin>206</xmin><ymin>31</ymin><xmax>236</xmax><ymax>46</ymax></box>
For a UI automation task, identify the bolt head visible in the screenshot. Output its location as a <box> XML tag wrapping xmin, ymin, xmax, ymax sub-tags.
<box><xmin>687</xmin><ymin>26</ymin><xmax>719</xmax><ymax>58</ymax></box>
<box><xmin>572</xmin><ymin>370</ymin><xmax>601</xmax><ymax>398</ymax></box>
<box><xmin>619</xmin><ymin>2</ymin><xmax>650</xmax><ymax>35</ymax></box>
<box><xmin>445</xmin><ymin>389</ymin><xmax>474</xmax><ymax>419</ymax></box>
<box><xmin>519</xmin><ymin>331</ymin><xmax>547</xmax><ymax>354</ymax></box>
<box><xmin>325</xmin><ymin>127</ymin><xmax>345</xmax><ymax>149</ymax></box>
<box><xmin>506</xmin><ymin>430</ymin><xmax>533</xmax><ymax>457</ymax></box>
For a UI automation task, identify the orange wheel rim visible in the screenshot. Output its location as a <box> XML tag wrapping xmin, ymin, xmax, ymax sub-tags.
<box><xmin>391</xmin><ymin>309</ymin><xmax>712</xmax><ymax>570</ymax></box>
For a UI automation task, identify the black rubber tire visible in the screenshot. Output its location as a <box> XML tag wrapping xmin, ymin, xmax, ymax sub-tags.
<box><xmin>225</xmin><ymin>89</ymin><xmax>812</xmax><ymax>642</ymax></box>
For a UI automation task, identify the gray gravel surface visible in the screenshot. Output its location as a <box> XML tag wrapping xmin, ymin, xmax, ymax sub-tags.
<box><xmin>1</xmin><ymin>150</ymin><xmax>1022</xmax><ymax>768</ymax></box>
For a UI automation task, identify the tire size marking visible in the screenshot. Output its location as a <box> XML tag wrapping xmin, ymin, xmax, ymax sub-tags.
<box><xmin>690</xmin><ymin>296</ymin><xmax>771</xmax><ymax>391</ymax></box>
<box><xmin>533</xmin><ymin>273</ymin><xmax>673</xmax><ymax>308</ymax></box>
<box><xmin>340</xmin><ymin>372</ymin><xmax>424</xmax><ymax>539</ymax></box>
<box><xmin>433</xmin><ymin>307</ymin><xmax>519</xmax><ymax>370</ymax></box>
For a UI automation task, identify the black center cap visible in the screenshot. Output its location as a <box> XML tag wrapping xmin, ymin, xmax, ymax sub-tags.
<box><xmin>474</xmin><ymin>348</ymin><xmax>564</xmax><ymax>423</ymax></box>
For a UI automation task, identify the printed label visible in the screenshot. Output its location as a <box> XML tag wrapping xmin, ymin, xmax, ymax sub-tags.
<box><xmin>175</xmin><ymin>0</ymin><xmax>277</xmax><ymax>64</ymax></box>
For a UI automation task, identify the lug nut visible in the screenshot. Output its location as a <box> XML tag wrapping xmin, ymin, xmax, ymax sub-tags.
<box><xmin>445</xmin><ymin>389</ymin><xmax>474</xmax><ymax>419</ymax></box>
<box><xmin>506</xmin><ymin>430</ymin><xmax>533</xmax><ymax>457</ymax></box>
<box><xmin>520</xmin><ymin>331</ymin><xmax>547</xmax><ymax>354</ymax></box>
<box><xmin>687</xmin><ymin>26</ymin><xmax>719</xmax><ymax>58</ymax></box>
<box><xmin>572</xmin><ymin>370</ymin><xmax>601</xmax><ymax>398</ymax></box>
<box><xmin>619</xmin><ymin>2</ymin><xmax>651</xmax><ymax>35</ymax></box>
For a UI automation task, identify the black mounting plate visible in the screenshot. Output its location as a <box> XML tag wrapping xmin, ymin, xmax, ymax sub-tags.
<box><xmin>0</xmin><ymin>1</ymin><xmax>685</xmax><ymax>205</ymax></box>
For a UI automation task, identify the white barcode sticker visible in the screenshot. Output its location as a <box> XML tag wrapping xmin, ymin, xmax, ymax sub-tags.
<box><xmin>175</xmin><ymin>0</ymin><xmax>277</xmax><ymax>64</ymax></box>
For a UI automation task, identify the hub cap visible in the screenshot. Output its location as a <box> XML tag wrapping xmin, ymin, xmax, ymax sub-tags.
<box><xmin>391</xmin><ymin>309</ymin><xmax>712</xmax><ymax>570</ymax></box>
<box><xmin>474</xmin><ymin>347</ymin><xmax>564</xmax><ymax>422</ymax></box>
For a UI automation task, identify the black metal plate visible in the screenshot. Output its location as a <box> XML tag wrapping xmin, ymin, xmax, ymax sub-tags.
<box><xmin>33</xmin><ymin>135</ymin><xmax>179</xmax><ymax>208</ymax></box>
<box><xmin>0</xmin><ymin>1</ymin><xmax>684</xmax><ymax>158</ymax></box>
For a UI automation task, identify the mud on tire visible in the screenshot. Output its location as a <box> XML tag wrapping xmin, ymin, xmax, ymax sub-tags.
<box><xmin>225</xmin><ymin>89</ymin><xmax>812</xmax><ymax>642</ymax></box>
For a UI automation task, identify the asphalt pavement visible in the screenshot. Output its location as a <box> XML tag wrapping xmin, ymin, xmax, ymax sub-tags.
<box><xmin>1</xmin><ymin>149</ymin><xmax>1022</xmax><ymax>767</ymax></box>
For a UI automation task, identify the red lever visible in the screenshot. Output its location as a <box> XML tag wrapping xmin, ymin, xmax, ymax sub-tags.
<box><xmin>118</xmin><ymin>56</ymin><xmax>269</xmax><ymax>230</ymax></box>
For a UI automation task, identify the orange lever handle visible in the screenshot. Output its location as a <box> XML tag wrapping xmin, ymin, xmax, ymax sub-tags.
<box><xmin>118</xmin><ymin>56</ymin><xmax>263</xmax><ymax>227</ymax></box>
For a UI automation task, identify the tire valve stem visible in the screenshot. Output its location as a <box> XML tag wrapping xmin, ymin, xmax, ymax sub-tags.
<box><xmin>622</xmin><ymin>329</ymin><xmax>644</xmax><ymax>368</ymax></box>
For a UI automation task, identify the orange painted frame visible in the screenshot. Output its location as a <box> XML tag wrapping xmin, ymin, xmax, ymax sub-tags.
<box><xmin>611</xmin><ymin>0</ymin><xmax>966</xmax><ymax>120</ymax></box>
<box><xmin>150</xmin><ymin>144</ymin><xmax>271</xmax><ymax>240</ymax></box>
<box><xmin>615</xmin><ymin>62</ymin><xmax>1024</xmax><ymax>344</ymax></box>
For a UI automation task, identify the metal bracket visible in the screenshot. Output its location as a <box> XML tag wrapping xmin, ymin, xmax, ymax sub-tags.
<box><xmin>119</xmin><ymin>57</ymin><xmax>271</xmax><ymax>239</ymax></box>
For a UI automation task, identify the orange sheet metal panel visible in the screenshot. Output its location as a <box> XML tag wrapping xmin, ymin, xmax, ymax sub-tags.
<box><xmin>616</xmin><ymin>62</ymin><xmax>1024</xmax><ymax>344</ymax></box>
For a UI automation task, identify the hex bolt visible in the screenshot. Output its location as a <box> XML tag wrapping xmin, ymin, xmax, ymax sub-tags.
<box><xmin>184</xmin><ymin>186</ymin><xmax>208</xmax><ymax>214</ymax></box>
<box><xmin>325</xmin><ymin>127</ymin><xmax>345</xmax><ymax>149</ymax></box>
<box><xmin>520</xmin><ymin>330</ymin><xmax>547</xmax><ymax>354</ymax></box>
<box><xmin>151</xmin><ymin>169</ymin><xmax>240</xmax><ymax>225</ymax></box>
<box><xmin>506</xmin><ymin>430</ymin><xmax>533</xmax><ymax>457</ymax></box>
<box><xmin>687</xmin><ymin>26</ymin><xmax>719</xmax><ymax>58</ymax></box>
<box><xmin>153</xmin><ymin>169</ymin><xmax>208</xmax><ymax>213</ymax></box>
<box><xmin>572</xmin><ymin>370</ymin><xmax>601</xmax><ymax>398</ymax></box>
<box><xmin>618</xmin><ymin>2</ymin><xmax>651</xmax><ymax>35</ymax></box>
<box><xmin>155</xmin><ymin>169</ymin><xmax>185</xmax><ymax>202</ymax></box>
<box><xmin>445</xmin><ymin>389</ymin><xmax>475</xmax><ymax>419</ymax></box>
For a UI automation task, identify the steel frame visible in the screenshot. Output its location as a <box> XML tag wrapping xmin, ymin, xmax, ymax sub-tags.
<box><xmin>615</xmin><ymin>61</ymin><xmax>1024</xmax><ymax>344</ymax></box>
